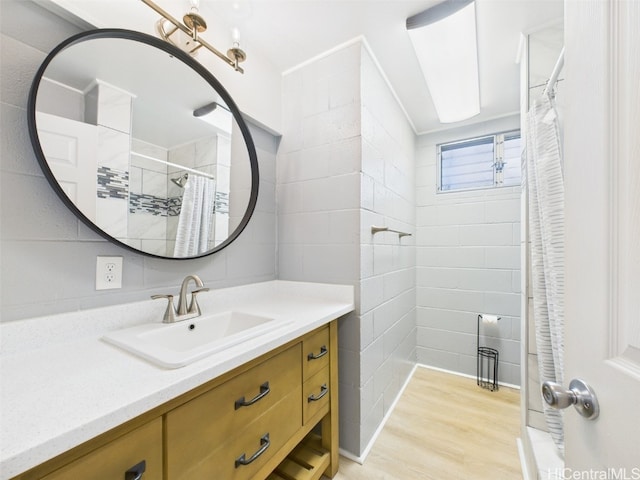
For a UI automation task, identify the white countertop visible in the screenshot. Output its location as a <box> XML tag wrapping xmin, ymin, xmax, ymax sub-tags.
<box><xmin>0</xmin><ymin>280</ymin><xmax>354</xmax><ymax>479</ymax></box>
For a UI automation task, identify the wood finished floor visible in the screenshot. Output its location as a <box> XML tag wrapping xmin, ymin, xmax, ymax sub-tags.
<box><xmin>330</xmin><ymin>367</ymin><xmax>522</xmax><ymax>480</ymax></box>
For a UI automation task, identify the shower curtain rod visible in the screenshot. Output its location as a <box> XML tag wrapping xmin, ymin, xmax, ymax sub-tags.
<box><xmin>543</xmin><ymin>47</ymin><xmax>565</xmax><ymax>96</ymax></box>
<box><xmin>130</xmin><ymin>151</ymin><xmax>216</xmax><ymax>180</ymax></box>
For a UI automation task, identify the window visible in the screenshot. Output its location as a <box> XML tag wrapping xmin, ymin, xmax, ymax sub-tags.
<box><xmin>437</xmin><ymin>130</ymin><xmax>521</xmax><ymax>192</ymax></box>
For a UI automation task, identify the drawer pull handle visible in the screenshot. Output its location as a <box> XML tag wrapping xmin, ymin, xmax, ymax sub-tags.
<box><xmin>235</xmin><ymin>382</ymin><xmax>270</xmax><ymax>409</ymax></box>
<box><xmin>307</xmin><ymin>345</ymin><xmax>328</xmax><ymax>361</ymax></box>
<box><xmin>308</xmin><ymin>384</ymin><xmax>328</xmax><ymax>402</ymax></box>
<box><xmin>124</xmin><ymin>460</ymin><xmax>146</xmax><ymax>480</ymax></box>
<box><xmin>235</xmin><ymin>433</ymin><xmax>270</xmax><ymax>468</ymax></box>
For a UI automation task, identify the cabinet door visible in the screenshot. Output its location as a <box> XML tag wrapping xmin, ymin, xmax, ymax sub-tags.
<box><xmin>42</xmin><ymin>418</ymin><xmax>162</xmax><ymax>480</ymax></box>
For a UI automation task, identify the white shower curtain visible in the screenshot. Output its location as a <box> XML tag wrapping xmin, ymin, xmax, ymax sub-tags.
<box><xmin>526</xmin><ymin>93</ymin><xmax>565</xmax><ymax>454</ymax></box>
<box><xmin>173</xmin><ymin>175</ymin><xmax>216</xmax><ymax>257</ymax></box>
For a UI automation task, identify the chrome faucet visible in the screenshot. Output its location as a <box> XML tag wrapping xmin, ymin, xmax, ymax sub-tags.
<box><xmin>151</xmin><ymin>275</ymin><xmax>210</xmax><ymax>323</ymax></box>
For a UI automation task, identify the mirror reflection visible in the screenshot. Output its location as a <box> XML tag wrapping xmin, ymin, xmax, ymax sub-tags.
<box><xmin>31</xmin><ymin>32</ymin><xmax>257</xmax><ymax>259</ymax></box>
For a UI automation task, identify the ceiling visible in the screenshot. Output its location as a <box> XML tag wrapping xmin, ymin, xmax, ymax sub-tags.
<box><xmin>45</xmin><ymin>0</ymin><xmax>563</xmax><ymax>135</ymax></box>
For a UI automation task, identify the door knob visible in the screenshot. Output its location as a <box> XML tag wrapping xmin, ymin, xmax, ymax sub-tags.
<box><xmin>541</xmin><ymin>378</ymin><xmax>599</xmax><ymax>420</ymax></box>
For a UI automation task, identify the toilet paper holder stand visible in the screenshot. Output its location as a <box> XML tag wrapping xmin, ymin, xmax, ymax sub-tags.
<box><xmin>477</xmin><ymin>314</ymin><xmax>500</xmax><ymax>392</ymax></box>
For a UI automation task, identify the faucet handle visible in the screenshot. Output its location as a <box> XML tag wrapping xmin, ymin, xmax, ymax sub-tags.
<box><xmin>151</xmin><ymin>294</ymin><xmax>177</xmax><ymax>323</ymax></box>
<box><xmin>188</xmin><ymin>288</ymin><xmax>209</xmax><ymax>315</ymax></box>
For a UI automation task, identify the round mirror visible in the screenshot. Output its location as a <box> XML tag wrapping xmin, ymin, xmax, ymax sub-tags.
<box><xmin>28</xmin><ymin>29</ymin><xmax>259</xmax><ymax>259</ymax></box>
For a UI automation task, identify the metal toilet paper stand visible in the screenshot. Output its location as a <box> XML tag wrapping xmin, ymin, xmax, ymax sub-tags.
<box><xmin>477</xmin><ymin>314</ymin><xmax>500</xmax><ymax>391</ymax></box>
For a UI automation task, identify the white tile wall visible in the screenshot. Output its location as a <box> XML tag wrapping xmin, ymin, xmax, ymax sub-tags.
<box><xmin>0</xmin><ymin>2</ymin><xmax>278</xmax><ymax>322</ymax></box>
<box><xmin>96</xmin><ymin>197</ymin><xmax>128</xmax><ymax>239</ymax></box>
<box><xmin>131</xmin><ymin>139</ymin><xmax>168</xmax><ymax>173</ymax></box>
<box><xmin>415</xmin><ymin>115</ymin><xmax>522</xmax><ymax>386</ymax></box>
<box><xmin>92</xmin><ymin>85</ymin><xmax>132</xmax><ymax>244</ymax></box>
<box><xmin>278</xmin><ymin>40</ymin><xmax>416</xmax><ymax>456</ymax></box>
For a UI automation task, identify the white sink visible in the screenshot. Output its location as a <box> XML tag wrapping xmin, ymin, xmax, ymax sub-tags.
<box><xmin>103</xmin><ymin>311</ymin><xmax>283</xmax><ymax>368</ymax></box>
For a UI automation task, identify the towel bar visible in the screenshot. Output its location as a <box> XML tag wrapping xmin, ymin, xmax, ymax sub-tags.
<box><xmin>371</xmin><ymin>225</ymin><xmax>412</xmax><ymax>238</ymax></box>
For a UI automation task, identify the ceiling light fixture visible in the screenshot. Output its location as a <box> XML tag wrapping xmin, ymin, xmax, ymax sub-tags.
<box><xmin>193</xmin><ymin>101</ymin><xmax>233</xmax><ymax>133</ymax></box>
<box><xmin>406</xmin><ymin>0</ymin><xmax>480</xmax><ymax>123</ymax></box>
<box><xmin>141</xmin><ymin>0</ymin><xmax>247</xmax><ymax>73</ymax></box>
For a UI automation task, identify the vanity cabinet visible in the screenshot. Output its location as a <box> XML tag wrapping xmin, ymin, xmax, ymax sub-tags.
<box><xmin>14</xmin><ymin>321</ymin><xmax>339</xmax><ymax>480</ymax></box>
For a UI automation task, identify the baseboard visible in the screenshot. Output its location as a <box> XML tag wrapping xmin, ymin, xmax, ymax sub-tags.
<box><xmin>339</xmin><ymin>363</ymin><xmax>419</xmax><ymax>465</ymax></box>
<box><xmin>417</xmin><ymin>363</ymin><xmax>521</xmax><ymax>390</ymax></box>
<box><xmin>338</xmin><ymin>447</ymin><xmax>362</xmax><ymax>464</ymax></box>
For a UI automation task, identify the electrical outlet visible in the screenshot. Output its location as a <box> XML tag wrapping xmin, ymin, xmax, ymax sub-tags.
<box><xmin>96</xmin><ymin>256</ymin><xmax>123</xmax><ymax>290</ymax></box>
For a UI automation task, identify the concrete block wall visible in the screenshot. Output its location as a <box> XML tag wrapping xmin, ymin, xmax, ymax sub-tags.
<box><xmin>415</xmin><ymin>115</ymin><xmax>522</xmax><ymax>386</ymax></box>
<box><xmin>278</xmin><ymin>40</ymin><xmax>416</xmax><ymax>456</ymax></box>
<box><xmin>278</xmin><ymin>41</ymin><xmax>363</xmax><ymax>455</ymax></box>
<box><xmin>0</xmin><ymin>0</ymin><xmax>278</xmax><ymax>322</ymax></box>
<box><xmin>358</xmin><ymin>46</ymin><xmax>416</xmax><ymax>451</ymax></box>
<box><xmin>277</xmin><ymin>42</ymin><xmax>362</xmax><ymax>287</ymax></box>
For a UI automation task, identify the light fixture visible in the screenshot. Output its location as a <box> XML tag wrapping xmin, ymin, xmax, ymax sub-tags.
<box><xmin>193</xmin><ymin>101</ymin><xmax>232</xmax><ymax>133</ymax></box>
<box><xmin>406</xmin><ymin>0</ymin><xmax>480</xmax><ymax>123</ymax></box>
<box><xmin>141</xmin><ymin>0</ymin><xmax>247</xmax><ymax>73</ymax></box>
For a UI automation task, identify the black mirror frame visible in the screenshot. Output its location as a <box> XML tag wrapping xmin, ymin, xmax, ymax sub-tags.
<box><xmin>27</xmin><ymin>29</ymin><xmax>259</xmax><ymax>260</ymax></box>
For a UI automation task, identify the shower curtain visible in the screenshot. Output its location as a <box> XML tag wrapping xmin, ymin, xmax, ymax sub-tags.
<box><xmin>173</xmin><ymin>175</ymin><xmax>216</xmax><ymax>257</ymax></box>
<box><xmin>526</xmin><ymin>92</ymin><xmax>565</xmax><ymax>454</ymax></box>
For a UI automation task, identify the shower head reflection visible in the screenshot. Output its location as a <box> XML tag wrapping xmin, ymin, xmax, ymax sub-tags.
<box><xmin>171</xmin><ymin>173</ymin><xmax>189</xmax><ymax>188</ymax></box>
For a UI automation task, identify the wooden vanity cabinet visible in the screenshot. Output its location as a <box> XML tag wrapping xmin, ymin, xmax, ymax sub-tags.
<box><xmin>165</xmin><ymin>322</ymin><xmax>339</xmax><ymax>480</ymax></box>
<box><xmin>13</xmin><ymin>320</ymin><xmax>339</xmax><ymax>480</ymax></box>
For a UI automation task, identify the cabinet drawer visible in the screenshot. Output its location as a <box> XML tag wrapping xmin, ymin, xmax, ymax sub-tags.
<box><xmin>303</xmin><ymin>367</ymin><xmax>330</xmax><ymax>425</ymax></box>
<box><xmin>42</xmin><ymin>418</ymin><xmax>162</xmax><ymax>480</ymax></box>
<box><xmin>303</xmin><ymin>326</ymin><xmax>329</xmax><ymax>380</ymax></box>
<box><xmin>166</xmin><ymin>345</ymin><xmax>301</xmax><ymax>478</ymax></box>
<box><xmin>166</xmin><ymin>345</ymin><xmax>300</xmax><ymax>457</ymax></box>
<box><xmin>168</xmin><ymin>384</ymin><xmax>302</xmax><ymax>479</ymax></box>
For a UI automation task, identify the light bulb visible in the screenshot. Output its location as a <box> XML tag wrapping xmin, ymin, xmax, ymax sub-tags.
<box><xmin>231</xmin><ymin>27</ymin><xmax>241</xmax><ymax>45</ymax></box>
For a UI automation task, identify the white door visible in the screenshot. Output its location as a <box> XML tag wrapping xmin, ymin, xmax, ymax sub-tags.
<box><xmin>563</xmin><ymin>0</ymin><xmax>640</xmax><ymax>471</ymax></box>
<box><xmin>36</xmin><ymin>112</ymin><xmax>98</xmax><ymax>222</ymax></box>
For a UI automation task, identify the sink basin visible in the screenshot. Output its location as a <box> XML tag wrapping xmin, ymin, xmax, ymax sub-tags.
<box><xmin>103</xmin><ymin>311</ymin><xmax>283</xmax><ymax>368</ymax></box>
